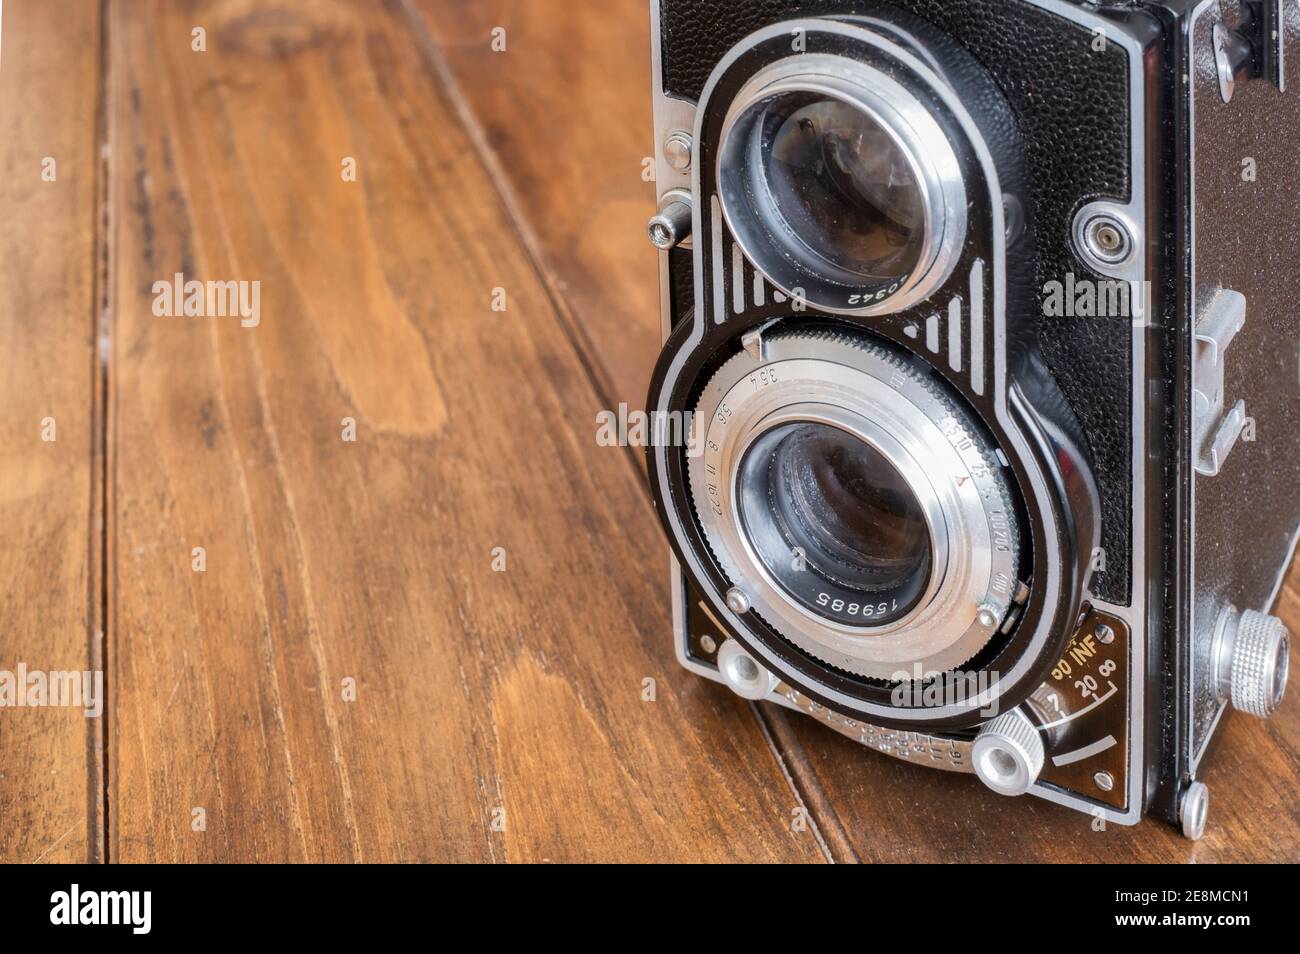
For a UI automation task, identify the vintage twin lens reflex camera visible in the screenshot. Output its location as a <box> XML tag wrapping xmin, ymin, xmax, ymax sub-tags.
<box><xmin>644</xmin><ymin>0</ymin><xmax>1299</xmax><ymax>837</ymax></box>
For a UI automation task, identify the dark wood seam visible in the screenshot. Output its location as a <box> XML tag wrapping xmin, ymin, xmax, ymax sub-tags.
<box><xmin>87</xmin><ymin>0</ymin><xmax>113</xmax><ymax>865</ymax></box>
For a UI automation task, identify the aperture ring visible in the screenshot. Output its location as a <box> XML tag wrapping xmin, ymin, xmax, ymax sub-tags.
<box><xmin>688</xmin><ymin>329</ymin><xmax>1021</xmax><ymax>680</ymax></box>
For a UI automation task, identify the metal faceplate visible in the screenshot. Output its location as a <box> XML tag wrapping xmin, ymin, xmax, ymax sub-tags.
<box><xmin>1028</xmin><ymin>609</ymin><xmax>1131</xmax><ymax>811</ymax></box>
<box><xmin>1187</xmin><ymin>0</ymin><xmax>1300</xmax><ymax>771</ymax></box>
<box><xmin>681</xmin><ymin>573</ymin><xmax>1133</xmax><ymax>810</ymax></box>
<box><xmin>652</xmin><ymin>0</ymin><xmax>1151</xmax><ymax>825</ymax></box>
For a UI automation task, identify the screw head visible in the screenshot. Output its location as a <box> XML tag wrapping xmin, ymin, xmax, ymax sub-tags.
<box><xmin>1093</xmin><ymin>771</ymin><xmax>1115</xmax><ymax>792</ymax></box>
<box><xmin>663</xmin><ymin>133</ymin><xmax>693</xmax><ymax>173</ymax></box>
<box><xmin>1085</xmin><ymin>216</ymin><xmax>1133</xmax><ymax>265</ymax></box>
<box><xmin>1096</xmin><ymin>623</ymin><xmax>1115</xmax><ymax>645</ymax></box>
<box><xmin>699</xmin><ymin>634</ymin><xmax>718</xmax><ymax>655</ymax></box>
<box><xmin>725</xmin><ymin>587</ymin><xmax>751</xmax><ymax>615</ymax></box>
<box><xmin>1095</xmin><ymin>225</ymin><xmax>1122</xmax><ymax>253</ymax></box>
<box><xmin>977</xmin><ymin>605</ymin><xmax>1000</xmax><ymax>629</ymax></box>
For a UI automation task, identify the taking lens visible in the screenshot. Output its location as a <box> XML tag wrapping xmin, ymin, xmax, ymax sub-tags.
<box><xmin>737</xmin><ymin>421</ymin><xmax>932</xmax><ymax>628</ymax></box>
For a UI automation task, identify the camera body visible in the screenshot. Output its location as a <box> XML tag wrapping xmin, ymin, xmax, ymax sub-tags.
<box><xmin>645</xmin><ymin>0</ymin><xmax>1298</xmax><ymax>836</ymax></box>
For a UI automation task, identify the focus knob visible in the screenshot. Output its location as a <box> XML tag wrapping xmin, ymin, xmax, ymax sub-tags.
<box><xmin>716</xmin><ymin>638</ymin><xmax>778</xmax><ymax>702</ymax></box>
<box><xmin>1213</xmin><ymin>606</ymin><xmax>1291</xmax><ymax>718</ymax></box>
<box><xmin>971</xmin><ymin>709</ymin><xmax>1044</xmax><ymax>797</ymax></box>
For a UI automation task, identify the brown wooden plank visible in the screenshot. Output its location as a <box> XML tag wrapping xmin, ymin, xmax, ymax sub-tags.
<box><xmin>409</xmin><ymin>0</ymin><xmax>660</xmax><ymax>412</ymax></box>
<box><xmin>105</xmin><ymin>0</ymin><xmax>823</xmax><ymax>862</ymax></box>
<box><xmin>417</xmin><ymin>0</ymin><xmax>1300</xmax><ymax>861</ymax></box>
<box><xmin>0</xmin><ymin>0</ymin><xmax>104</xmax><ymax>864</ymax></box>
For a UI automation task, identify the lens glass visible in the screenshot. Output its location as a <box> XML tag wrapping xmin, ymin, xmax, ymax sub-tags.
<box><xmin>756</xmin><ymin>94</ymin><xmax>926</xmax><ymax>283</ymax></box>
<box><xmin>738</xmin><ymin>422</ymin><xmax>932</xmax><ymax>627</ymax></box>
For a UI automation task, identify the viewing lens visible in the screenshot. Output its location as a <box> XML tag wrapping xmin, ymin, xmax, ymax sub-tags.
<box><xmin>759</xmin><ymin>94</ymin><xmax>926</xmax><ymax>281</ymax></box>
<box><xmin>717</xmin><ymin>57</ymin><xmax>970</xmax><ymax>315</ymax></box>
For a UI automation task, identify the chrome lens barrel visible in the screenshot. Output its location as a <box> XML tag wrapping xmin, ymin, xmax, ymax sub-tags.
<box><xmin>717</xmin><ymin>54</ymin><xmax>967</xmax><ymax>316</ymax></box>
<box><xmin>688</xmin><ymin>330</ymin><xmax>1020</xmax><ymax>681</ymax></box>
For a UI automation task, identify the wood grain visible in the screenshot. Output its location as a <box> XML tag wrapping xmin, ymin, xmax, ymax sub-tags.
<box><xmin>0</xmin><ymin>0</ymin><xmax>104</xmax><ymax>864</ymax></box>
<box><xmin>410</xmin><ymin>0</ymin><xmax>660</xmax><ymax>413</ymax></box>
<box><xmin>0</xmin><ymin>0</ymin><xmax>1291</xmax><ymax>864</ymax></box>
<box><xmin>104</xmin><ymin>0</ymin><xmax>823</xmax><ymax>862</ymax></box>
<box><xmin>416</xmin><ymin>0</ymin><xmax>1300</xmax><ymax>862</ymax></box>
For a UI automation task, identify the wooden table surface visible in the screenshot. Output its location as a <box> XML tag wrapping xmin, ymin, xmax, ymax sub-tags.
<box><xmin>1</xmin><ymin>0</ymin><xmax>1296</xmax><ymax>864</ymax></box>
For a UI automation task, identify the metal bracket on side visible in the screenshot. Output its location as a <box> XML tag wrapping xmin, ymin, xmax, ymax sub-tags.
<box><xmin>1215</xmin><ymin>2</ymin><xmax>1288</xmax><ymax>102</ymax></box>
<box><xmin>1192</xmin><ymin>289</ymin><xmax>1248</xmax><ymax>476</ymax></box>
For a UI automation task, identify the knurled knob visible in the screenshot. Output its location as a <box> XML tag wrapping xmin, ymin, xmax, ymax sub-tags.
<box><xmin>971</xmin><ymin>709</ymin><xmax>1045</xmax><ymax>797</ymax></box>
<box><xmin>1231</xmin><ymin>610</ymin><xmax>1289</xmax><ymax>717</ymax></box>
<box><xmin>1214</xmin><ymin>606</ymin><xmax>1290</xmax><ymax>718</ymax></box>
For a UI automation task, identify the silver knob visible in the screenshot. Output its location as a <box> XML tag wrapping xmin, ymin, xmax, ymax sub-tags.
<box><xmin>663</xmin><ymin>132</ymin><xmax>693</xmax><ymax>173</ymax></box>
<box><xmin>647</xmin><ymin>199</ymin><xmax>692</xmax><ymax>250</ymax></box>
<box><xmin>1213</xmin><ymin>606</ymin><xmax>1290</xmax><ymax>718</ymax></box>
<box><xmin>1181</xmin><ymin>781</ymin><xmax>1210</xmax><ymax>841</ymax></box>
<box><xmin>971</xmin><ymin>709</ymin><xmax>1045</xmax><ymax>797</ymax></box>
<box><xmin>716</xmin><ymin>639</ymin><xmax>777</xmax><ymax>701</ymax></box>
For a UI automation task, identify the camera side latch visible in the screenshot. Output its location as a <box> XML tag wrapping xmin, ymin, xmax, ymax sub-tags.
<box><xmin>1213</xmin><ymin>1</ymin><xmax>1287</xmax><ymax>103</ymax></box>
<box><xmin>1192</xmin><ymin>289</ymin><xmax>1248</xmax><ymax>477</ymax></box>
